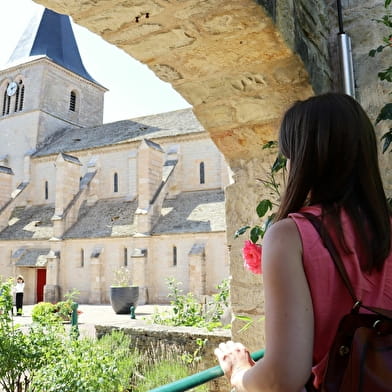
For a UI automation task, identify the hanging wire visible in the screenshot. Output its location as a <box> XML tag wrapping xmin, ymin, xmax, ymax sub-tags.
<box><xmin>336</xmin><ymin>0</ymin><xmax>345</xmax><ymax>34</ymax></box>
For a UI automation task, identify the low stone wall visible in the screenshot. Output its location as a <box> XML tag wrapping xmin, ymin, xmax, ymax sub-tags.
<box><xmin>95</xmin><ymin>323</ymin><xmax>231</xmax><ymax>391</ymax></box>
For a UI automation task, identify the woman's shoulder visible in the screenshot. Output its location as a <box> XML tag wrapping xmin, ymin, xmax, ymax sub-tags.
<box><xmin>264</xmin><ymin>218</ymin><xmax>302</xmax><ymax>255</ymax></box>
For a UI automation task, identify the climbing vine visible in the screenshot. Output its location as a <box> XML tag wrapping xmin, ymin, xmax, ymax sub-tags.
<box><xmin>369</xmin><ymin>0</ymin><xmax>392</xmax><ymax>152</ymax></box>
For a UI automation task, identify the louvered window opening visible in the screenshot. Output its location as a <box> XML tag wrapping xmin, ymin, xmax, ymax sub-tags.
<box><xmin>69</xmin><ymin>91</ymin><xmax>76</xmax><ymax>111</ymax></box>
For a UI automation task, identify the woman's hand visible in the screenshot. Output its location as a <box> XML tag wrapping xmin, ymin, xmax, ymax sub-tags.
<box><xmin>214</xmin><ymin>341</ymin><xmax>255</xmax><ymax>387</ymax></box>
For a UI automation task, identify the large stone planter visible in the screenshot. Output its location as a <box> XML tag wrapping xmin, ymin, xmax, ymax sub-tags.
<box><xmin>109</xmin><ymin>286</ymin><xmax>139</xmax><ymax>314</ymax></box>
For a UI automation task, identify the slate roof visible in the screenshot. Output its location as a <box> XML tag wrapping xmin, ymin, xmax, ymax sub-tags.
<box><xmin>63</xmin><ymin>199</ymin><xmax>138</xmax><ymax>239</ymax></box>
<box><xmin>7</xmin><ymin>8</ymin><xmax>98</xmax><ymax>85</ymax></box>
<box><xmin>152</xmin><ymin>190</ymin><xmax>226</xmax><ymax>234</ymax></box>
<box><xmin>14</xmin><ymin>248</ymin><xmax>50</xmax><ymax>267</ymax></box>
<box><xmin>0</xmin><ymin>205</ymin><xmax>54</xmax><ymax>240</ymax></box>
<box><xmin>0</xmin><ymin>189</ymin><xmax>225</xmax><ymax>240</ymax></box>
<box><xmin>33</xmin><ymin>108</ymin><xmax>203</xmax><ymax>157</ymax></box>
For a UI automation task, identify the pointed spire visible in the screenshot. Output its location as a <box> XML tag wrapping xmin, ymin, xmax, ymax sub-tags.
<box><xmin>8</xmin><ymin>8</ymin><xmax>97</xmax><ymax>84</ymax></box>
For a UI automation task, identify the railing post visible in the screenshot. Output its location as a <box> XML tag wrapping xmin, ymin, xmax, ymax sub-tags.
<box><xmin>70</xmin><ymin>302</ymin><xmax>79</xmax><ymax>339</ymax></box>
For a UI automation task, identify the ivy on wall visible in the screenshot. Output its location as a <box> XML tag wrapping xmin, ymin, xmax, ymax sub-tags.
<box><xmin>369</xmin><ymin>0</ymin><xmax>392</xmax><ymax>152</ymax></box>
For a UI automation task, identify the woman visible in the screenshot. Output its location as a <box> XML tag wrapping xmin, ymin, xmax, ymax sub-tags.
<box><xmin>14</xmin><ymin>275</ymin><xmax>25</xmax><ymax>316</ymax></box>
<box><xmin>215</xmin><ymin>93</ymin><xmax>392</xmax><ymax>391</ymax></box>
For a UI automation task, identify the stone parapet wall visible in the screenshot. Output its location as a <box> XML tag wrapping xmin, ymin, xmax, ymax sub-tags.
<box><xmin>95</xmin><ymin>324</ymin><xmax>231</xmax><ymax>391</ymax></box>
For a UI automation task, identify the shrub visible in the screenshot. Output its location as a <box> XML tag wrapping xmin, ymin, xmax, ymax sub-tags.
<box><xmin>31</xmin><ymin>289</ymin><xmax>80</xmax><ymax>324</ymax></box>
<box><xmin>31</xmin><ymin>302</ymin><xmax>59</xmax><ymax>323</ymax></box>
<box><xmin>31</xmin><ymin>331</ymin><xmax>136</xmax><ymax>392</ymax></box>
<box><xmin>151</xmin><ymin>277</ymin><xmax>230</xmax><ymax>330</ymax></box>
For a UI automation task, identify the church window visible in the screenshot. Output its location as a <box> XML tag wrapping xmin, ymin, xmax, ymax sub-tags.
<box><xmin>44</xmin><ymin>181</ymin><xmax>49</xmax><ymax>200</ymax></box>
<box><xmin>14</xmin><ymin>86</ymin><xmax>19</xmax><ymax>112</ymax></box>
<box><xmin>2</xmin><ymin>90</ymin><xmax>8</xmax><ymax>115</ymax></box>
<box><xmin>80</xmin><ymin>249</ymin><xmax>84</xmax><ymax>267</ymax></box>
<box><xmin>173</xmin><ymin>246</ymin><xmax>177</xmax><ymax>266</ymax></box>
<box><xmin>199</xmin><ymin>162</ymin><xmax>205</xmax><ymax>184</ymax></box>
<box><xmin>2</xmin><ymin>88</ymin><xmax>11</xmax><ymax>116</ymax></box>
<box><xmin>69</xmin><ymin>91</ymin><xmax>76</xmax><ymax>112</ymax></box>
<box><xmin>114</xmin><ymin>172</ymin><xmax>119</xmax><ymax>193</ymax></box>
<box><xmin>18</xmin><ymin>84</ymin><xmax>24</xmax><ymax>111</ymax></box>
<box><xmin>124</xmin><ymin>247</ymin><xmax>128</xmax><ymax>267</ymax></box>
<box><xmin>6</xmin><ymin>95</ymin><xmax>10</xmax><ymax>115</ymax></box>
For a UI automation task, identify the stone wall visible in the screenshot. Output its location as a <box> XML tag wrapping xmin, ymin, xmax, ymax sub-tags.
<box><xmin>95</xmin><ymin>323</ymin><xmax>231</xmax><ymax>391</ymax></box>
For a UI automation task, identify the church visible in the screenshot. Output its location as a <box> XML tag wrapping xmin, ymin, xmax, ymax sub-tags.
<box><xmin>0</xmin><ymin>8</ymin><xmax>230</xmax><ymax>305</ymax></box>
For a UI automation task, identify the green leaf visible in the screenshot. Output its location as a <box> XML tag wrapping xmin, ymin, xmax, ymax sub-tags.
<box><xmin>386</xmin><ymin>0</ymin><xmax>391</xmax><ymax>7</ymax></box>
<box><xmin>235</xmin><ymin>315</ymin><xmax>253</xmax><ymax>322</ymax></box>
<box><xmin>376</xmin><ymin>103</ymin><xmax>392</xmax><ymax>123</ymax></box>
<box><xmin>262</xmin><ymin>141</ymin><xmax>278</xmax><ymax>149</ymax></box>
<box><xmin>256</xmin><ymin>199</ymin><xmax>273</xmax><ymax>217</ymax></box>
<box><xmin>381</xmin><ymin>129</ymin><xmax>392</xmax><ymax>153</ymax></box>
<box><xmin>369</xmin><ymin>49</ymin><xmax>377</xmax><ymax>57</ymax></box>
<box><xmin>250</xmin><ymin>226</ymin><xmax>263</xmax><ymax>243</ymax></box>
<box><xmin>234</xmin><ymin>225</ymin><xmax>250</xmax><ymax>238</ymax></box>
<box><xmin>271</xmin><ymin>154</ymin><xmax>287</xmax><ymax>173</ymax></box>
<box><xmin>261</xmin><ymin>214</ymin><xmax>276</xmax><ymax>235</ymax></box>
<box><xmin>378</xmin><ymin>66</ymin><xmax>392</xmax><ymax>82</ymax></box>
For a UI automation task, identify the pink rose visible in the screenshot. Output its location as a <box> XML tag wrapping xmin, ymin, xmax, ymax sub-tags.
<box><xmin>242</xmin><ymin>240</ymin><xmax>262</xmax><ymax>274</ymax></box>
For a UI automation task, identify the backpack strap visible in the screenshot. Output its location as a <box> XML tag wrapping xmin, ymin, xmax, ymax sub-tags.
<box><xmin>300</xmin><ymin>212</ymin><xmax>392</xmax><ymax>320</ymax></box>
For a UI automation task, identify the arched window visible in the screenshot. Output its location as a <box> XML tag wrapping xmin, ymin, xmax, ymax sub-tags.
<box><xmin>69</xmin><ymin>91</ymin><xmax>76</xmax><ymax>112</ymax></box>
<box><xmin>199</xmin><ymin>162</ymin><xmax>205</xmax><ymax>184</ymax></box>
<box><xmin>113</xmin><ymin>172</ymin><xmax>119</xmax><ymax>193</ymax></box>
<box><xmin>44</xmin><ymin>181</ymin><xmax>48</xmax><ymax>200</ymax></box>
<box><xmin>124</xmin><ymin>247</ymin><xmax>128</xmax><ymax>267</ymax></box>
<box><xmin>173</xmin><ymin>246</ymin><xmax>177</xmax><ymax>266</ymax></box>
<box><xmin>80</xmin><ymin>249</ymin><xmax>84</xmax><ymax>267</ymax></box>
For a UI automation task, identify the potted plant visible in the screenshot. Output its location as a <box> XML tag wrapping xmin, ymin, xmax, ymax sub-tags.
<box><xmin>109</xmin><ymin>267</ymin><xmax>139</xmax><ymax>314</ymax></box>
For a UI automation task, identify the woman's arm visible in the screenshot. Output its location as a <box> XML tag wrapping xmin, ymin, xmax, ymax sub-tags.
<box><xmin>215</xmin><ymin>218</ymin><xmax>314</xmax><ymax>392</ymax></box>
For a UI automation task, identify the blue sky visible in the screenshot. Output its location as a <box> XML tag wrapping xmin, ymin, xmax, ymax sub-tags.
<box><xmin>0</xmin><ymin>0</ymin><xmax>190</xmax><ymax>124</ymax></box>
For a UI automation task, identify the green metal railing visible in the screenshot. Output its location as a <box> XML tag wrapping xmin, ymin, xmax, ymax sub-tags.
<box><xmin>149</xmin><ymin>349</ymin><xmax>265</xmax><ymax>392</ymax></box>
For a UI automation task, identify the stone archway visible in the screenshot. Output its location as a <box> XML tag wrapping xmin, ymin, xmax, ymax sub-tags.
<box><xmin>34</xmin><ymin>0</ymin><xmax>391</xmax><ymax>350</ymax></box>
<box><xmin>31</xmin><ymin>0</ymin><xmax>314</xmax><ymax>349</ymax></box>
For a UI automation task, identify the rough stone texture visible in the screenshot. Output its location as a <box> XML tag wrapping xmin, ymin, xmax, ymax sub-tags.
<box><xmin>33</xmin><ymin>0</ymin><xmax>392</xmax><ymax>352</ymax></box>
<box><xmin>95</xmin><ymin>323</ymin><xmax>231</xmax><ymax>392</ymax></box>
<box><xmin>342</xmin><ymin>1</ymin><xmax>392</xmax><ymax>192</ymax></box>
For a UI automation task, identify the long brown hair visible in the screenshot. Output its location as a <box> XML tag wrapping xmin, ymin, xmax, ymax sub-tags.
<box><xmin>275</xmin><ymin>93</ymin><xmax>391</xmax><ymax>272</ymax></box>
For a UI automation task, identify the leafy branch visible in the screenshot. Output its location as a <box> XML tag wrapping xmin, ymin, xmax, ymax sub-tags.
<box><xmin>234</xmin><ymin>142</ymin><xmax>286</xmax><ymax>244</ymax></box>
<box><xmin>369</xmin><ymin>0</ymin><xmax>392</xmax><ymax>152</ymax></box>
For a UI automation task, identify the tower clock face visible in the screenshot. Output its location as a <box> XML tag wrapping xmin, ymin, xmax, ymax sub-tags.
<box><xmin>7</xmin><ymin>82</ymin><xmax>18</xmax><ymax>96</ymax></box>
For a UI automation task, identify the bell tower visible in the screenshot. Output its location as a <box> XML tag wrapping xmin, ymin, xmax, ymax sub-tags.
<box><xmin>0</xmin><ymin>8</ymin><xmax>107</xmax><ymax>187</ymax></box>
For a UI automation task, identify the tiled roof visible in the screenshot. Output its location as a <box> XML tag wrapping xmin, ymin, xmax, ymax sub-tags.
<box><xmin>33</xmin><ymin>109</ymin><xmax>203</xmax><ymax>157</ymax></box>
<box><xmin>0</xmin><ymin>205</ymin><xmax>54</xmax><ymax>240</ymax></box>
<box><xmin>152</xmin><ymin>190</ymin><xmax>226</xmax><ymax>234</ymax></box>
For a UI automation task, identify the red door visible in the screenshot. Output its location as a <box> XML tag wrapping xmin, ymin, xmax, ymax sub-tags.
<box><xmin>36</xmin><ymin>269</ymin><xmax>46</xmax><ymax>303</ymax></box>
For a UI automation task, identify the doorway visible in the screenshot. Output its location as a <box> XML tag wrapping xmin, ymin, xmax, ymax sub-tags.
<box><xmin>36</xmin><ymin>268</ymin><xmax>46</xmax><ymax>303</ymax></box>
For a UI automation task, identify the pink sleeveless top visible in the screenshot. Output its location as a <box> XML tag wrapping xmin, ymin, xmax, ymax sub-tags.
<box><xmin>289</xmin><ymin>206</ymin><xmax>392</xmax><ymax>388</ymax></box>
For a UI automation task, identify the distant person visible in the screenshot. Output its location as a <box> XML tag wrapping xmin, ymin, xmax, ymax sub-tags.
<box><xmin>14</xmin><ymin>275</ymin><xmax>25</xmax><ymax>316</ymax></box>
